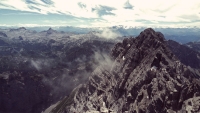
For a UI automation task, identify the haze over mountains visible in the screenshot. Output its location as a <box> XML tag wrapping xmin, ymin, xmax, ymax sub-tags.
<box><xmin>1</xmin><ymin>26</ymin><xmax>200</xmax><ymax>43</ymax></box>
<box><xmin>0</xmin><ymin>27</ymin><xmax>200</xmax><ymax>113</ymax></box>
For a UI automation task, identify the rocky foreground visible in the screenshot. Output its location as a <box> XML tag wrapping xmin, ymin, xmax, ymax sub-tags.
<box><xmin>49</xmin><ymin>28</ymin><xmax>200</xmax><ymax>113</ymax></box>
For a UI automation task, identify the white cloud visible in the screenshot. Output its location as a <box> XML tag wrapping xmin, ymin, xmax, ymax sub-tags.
<box><xmin>0</xmin><ymin>0</ymin><xmax>200</xmax><ymax>27</ymax></box>
<box><xmin>0</xmin><ymin>23</ymin><xmax>69</xmax><ymax>27</ymax></box>
<box><xmin>95</xmin><ymin>28</ymin><xmax>121</xmax><ymax>39</ymax></box>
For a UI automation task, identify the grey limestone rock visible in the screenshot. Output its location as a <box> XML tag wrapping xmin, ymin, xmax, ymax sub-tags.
<box><xmin>51</xmin><ymin>28</ymin><xmax>200</xmax><ymax>113</ymax></box>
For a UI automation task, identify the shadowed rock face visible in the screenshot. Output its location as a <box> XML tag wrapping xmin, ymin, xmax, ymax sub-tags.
<box><xmin>0</xmin><ymin>32</ymin><xmax>7</xmax><ymax>37</ymax></box>
<box><xmin>167</xmin><ymin>40</ymin><xmax>200</xmax><ymax>69</ymax></box>
<box><xmin>54</xmin><ymin>28</ymin><xmax>200</xmax><ymax>113</ymax></box>
<box><xmin>185</xmin><ymin>42</ymin><xmax>200</xmax><ymax>53</ymax></box>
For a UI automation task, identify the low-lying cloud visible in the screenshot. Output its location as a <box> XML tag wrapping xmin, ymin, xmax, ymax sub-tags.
<box><xmin>30</xmin><ymin>59</ymin><xmax>53</xmax><ymax>71</ymax></box>
<box><xmin>95</xmin><ymin>28</ymin><xmax>121</xmax><ymax>39</ymax></box>
<box><xmin>41</xmin><ymin>50</ymin><xmax>114</xmax><ymax>100</ymax></box>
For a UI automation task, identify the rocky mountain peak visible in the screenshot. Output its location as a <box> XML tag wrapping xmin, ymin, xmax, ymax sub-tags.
<box><xmin>18</xmin><ymin>27</ymin><xmax>26</xmax><ymax>30</ymax></box>
<box><xmin>48</xmin><ymin>27</ymin><xmax>53</xmax><ymax>31</ymax></box>
<box><xmin>49</xmin><ymin>28</ymin><xmax>200</xmax><ymax>113</ymax></box>
<box><xmin>139</xmin><ymin>28</ymin><xmax>164</xmax><ymax>42</ymax></box>
<box><xmin>46</xmin><ymin>27</ymin><xmax>57</xmax><ymax>35</ymax></box>
<box><xmin>0</xmin><ymin>31</ymin><xmax>7</xmax><ymax>37</ymax></box>
<box><xmin>111</xmin><ymin>28</ymin><xmax>170</xmax><ymax>63</ymax></box>
<box><xmin>9</xmin><ymin>27</ymin><xmax>26</xmax><ymax>32</ymax></box>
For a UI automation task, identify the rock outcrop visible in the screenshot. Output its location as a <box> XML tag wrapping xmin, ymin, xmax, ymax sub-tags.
<box><xmin>51</xmin><ymin>28</ymin><xmax>200</xmax><ymax>113</ymax></box>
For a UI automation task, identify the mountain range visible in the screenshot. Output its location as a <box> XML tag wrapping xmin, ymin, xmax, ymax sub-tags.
<box><xmin>46</xmin><ymin>28</ymin><xmax>200</xmax><ymax>113</ymax></box>
<box><xmin>0</xmin><ymin>27</ymin><xmax>200</xmax><ymax>113</ymax></box>
<box><xmin>0</xmin><ymin>27</ymin><xmax>118</xmax><ymax>113</ymax></box>
<box><xmin>1</xmin><ymin>26</ymin><xmax>200</xmax><ymax>43</ymax></box>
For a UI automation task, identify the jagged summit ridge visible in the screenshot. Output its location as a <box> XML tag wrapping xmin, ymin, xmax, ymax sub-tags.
<box><xmin>139</xmin><ymin>28</ymin><xmax>165</xmax><ymax>42</ymax></box>
<box><xmin>51</xmin><ymin>28</ymin><xmax>200</xmax><ymax>113</ymax></box>
<box><xmin>46</xmin><ymin>27</ymin><xmax>57</xmax><ymax>35</ymax></box>
<box><xmin>111</xmin><ymin>28</ymin><xmax>166</xmax><ymax>59</ymax></box>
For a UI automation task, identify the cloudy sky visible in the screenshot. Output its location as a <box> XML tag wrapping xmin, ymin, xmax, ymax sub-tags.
<box><xmin>0</xmin><ymin>0</ymin><xmax>200</xmax><ymax>27</ymax></box>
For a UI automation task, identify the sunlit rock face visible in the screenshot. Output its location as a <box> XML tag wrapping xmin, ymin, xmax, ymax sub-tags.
<box><xmin>51</xmin><ymin>28</ymin><xmax>200</xmax><ymax>113</ymax></box>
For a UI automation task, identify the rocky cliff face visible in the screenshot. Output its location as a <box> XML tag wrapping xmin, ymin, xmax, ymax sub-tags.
<box><xmin>52</xmin><ymin>28</ymin><xmax>200</xmax><ymax>113</ymax></box>
<box><xmin>167</xmin><ymin>40</ymin><xmax>200</xmax><ymax>69</ymax></box>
